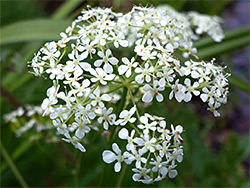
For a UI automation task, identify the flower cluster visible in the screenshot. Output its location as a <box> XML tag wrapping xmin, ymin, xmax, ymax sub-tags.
<box><xmin>103</xmin><ymin>112</ymin><xmax>184</xmax><ymax>183</ymax></box>
<box><xmin>13</xmin><ymin>4</ymin><xmax>229</xmax><ymax>184</ymax></box>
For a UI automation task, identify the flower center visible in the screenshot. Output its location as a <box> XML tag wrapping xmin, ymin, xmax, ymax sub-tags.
<box><xmin>117</xmin><ymin>155</ymin><xmax>124</xmax><ymax>162</ymax></box>
<box><xmin>124</xmin><ymin>115</ymin><xmax>130</xmax><ymax>122</ymax></box>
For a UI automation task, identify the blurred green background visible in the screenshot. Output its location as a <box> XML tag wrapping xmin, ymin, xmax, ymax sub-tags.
<box><xmin>0</xmin><ymin>0</ymin><xmax>249</xmax><ymax>187</ymax></box>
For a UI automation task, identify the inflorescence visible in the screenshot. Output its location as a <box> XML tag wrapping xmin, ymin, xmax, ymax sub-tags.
<box><xmin>4</xmin><ymin>4</ymin><xmax>230</xmax><ymax>184</ymax></box>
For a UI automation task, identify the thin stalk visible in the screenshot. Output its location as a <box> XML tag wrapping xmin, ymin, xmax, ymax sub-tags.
<box><xmin>115</xmin><ymin>164</ymin><xmax>127</xmax><ymax>188</ymax></box>
<box><xmin>127</xmin><ymin>88</ymin><xmax>140</xmax><ymax>121</ymax></box>
<box><xmin>0</xmin><ymin>140</ymin><xmax>29</xmax><ymax>188</ymax></box>
<box><xmin>99</xmin><ymin>87</ymin><xmax>128</xmax><ymax>187</ymax></box>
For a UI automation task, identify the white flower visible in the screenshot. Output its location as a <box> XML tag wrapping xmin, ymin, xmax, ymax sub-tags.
<box><xmin>207</xmin><ymin>102</ymin><xmax>221</xmax><ymax>117</ymax></box>
<box><xmin>75</xmin><ymin>104</ymin><xmax>96</xmax><ymax>120</ymax></box>
<box><xmin>157</xmin><ymin>121</ymin><xmax>171</xmax><ymax>141</ymax></box>
<box><xmin>94</xmin><ymin>49</ymin><xmax>118</xmax><ymax>73</ymax></box>
<box><xmin>57</xmin><ymin>90</ymin><xmax>76</xmax><ymax>108</ymax></box>
<box><xmin>200</xmin><ymin>86</ymin><xmax>217</xmax><ymax>104</ymax></box>
<box><xmin>138</xmin><ymin>115</ymin><xmax>157</xmax><ymax>134</ymax></box>
<box><xmin>89</xmin><ymin>88</ymin><xmax>112</xmax><ymax>107</ymax></box>
<box><xmin>169</xmin><ymin>79</ymin><xmax>186</xmax><ymax>102</ymax></box>
<box><xmin>78</xmin><ymin>38</ymin><xmax>96</xmax><ymax>58</ymax></box>
<box><xmin>158</xmin><ymin>141</ymin><xmax>172</xmax><ymax>159</ymax></box>
<box><xmin>134</xmin><ymin>133</ymin><xmax>157</xmax><ymax>154</ymax></box>
<box><xmin>150</xmin><ymin>156</ymin><xmax>168</xmax><ymax>176</ymax></box>
<box><xmin>98</xmin><ymin>107</ymin><xmax>116</xmax><ymax>130</ymax></box>
<box><xmin>132</xmin><ymin>168</ymin><xmax>151</xmax><ymax>183</ymax></box>
<box><xmin>41</xmin><ymin>42</ymin><xmax>60</xmax><ymax>65</ymax></box>
<box><xmin>102</xmin><ymin>143</ymin><xmax>131</xmax><ymax>172</ymax></box>
<box><xmin>118</xmin><ymin>57</ymin><xmax>138</xmax><ymax>78</ymax></box>
<box><xmin>41</xmin><ymin>98</ymin><xmax>53</xmax><ymax>116</ymax></box>
<box><xmin>142</xmin><ymin>80</ymin><xmax>165</xmax><ymax>103</ymax></box>
<box><xmin>73</xmin><ymin>118</ymin><xmax>91</xmax><ymax>139</ymax></box>
<box><xmin>108</xmin><ymin>31</ymin><xmax>128</xmax><ymax>48</ymax></box>
<box><xmin>89</xmin><ymin>68</ymin><xmax>116</xmax><ymax>85</ymax></box>
<box><xmin>191</xmin><ymin>67</ymin><xmax>211</xmax><ymax>83</ymax></box>
<box><xmin>135</xmin><ymin>63</ymin><xmax>154</xmax><ymax>84</ymax></box>
<box><xmin>183</xmin><ymin>78</ymin><xmax>200</xmax><ymax>102</ymax></box>
<box><xmin>115</xmin><ymin>106</ymin><xmax>137</xmax><ymax>126</ymax></box>
<box><xmin>47</xmin><ymin>82</ymin><xmax>60</xmax><ymax>104</ymax></box>
<box><xmin>172</xmin><ymin>148</ymin><xmax>183</xmax><ymax>165</ymax></box>
<box><xmin>62</xmin><ymin>134</ymin><xmax>86</xmax><ymax>152</ymax></box>
<box><xmin>129</xmin><ymin>149</ymin><xmax>147</xmax><ymax>168</ymax></box>
<box><xmin>74</xmin><ymin>79</ymin><xmax>91</xmax><ymax>97</ymax></box>
<box><xmin>118</xmin><ymin>128</ymin><xmax>136</xmax><ymax>151</ymax></box>
<box><xmin>157</xmin><ymin>66</ymin><xmax>175</xmax><ymax>87</ymax></box>
<box><xmin>171</xmin><ymin>124</ymin><xmax>183</xmax><ymax>145</ymax></box>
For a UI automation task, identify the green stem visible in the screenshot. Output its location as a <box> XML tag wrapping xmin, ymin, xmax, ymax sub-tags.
<box><xmin>99</xmin><ymin>87</ymin><xmax>128</xmax><ymax>187</ymax></box>
<box><xmin>127</xmin><ymin>88</ymin><xmax>140</xmax><ymax>121</ymax></box>
<box><xmin>116</xmin><ymin>164</ymin><xmax>127</xmax><ymax>188</ymax></box>
<box><xmin>0</xmin><ymin>140</ymin><xmax>29</xmax><ymax>188</ymax></box>
<box><xmin>98</xmin><ymin>163</ymin><xmax>107</xmax><ymax>187</ymax></box>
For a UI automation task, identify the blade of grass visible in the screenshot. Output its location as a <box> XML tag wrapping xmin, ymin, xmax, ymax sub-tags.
<box><xmin>0</xmin><ymin>19</ymin><xmax>72</xmax><ymax>45</ymax></box>
<box><xmin>197</xmin><ymin>34</ymin><xmax>250</xmax><ymax>59</ymax></box>
<box><xmin>0</xmin><ymin>139</ymin><xmax>34</xmax><ymax>173</ymax></box>
<box><xmin>52</xmin><ymin>0</ymin><xmax>82</xmax><ymax>19</ymax></box>
<box><xmin>0</xmin><ymin>140</ymin><xmax>29</xmax><ymax>188</ymax></box>
<box><xmin>194</xmin><ymin>26</ymin><xmax>250</xmax><ymax>49</ymax></box>
<box><xmin>229</xmin><ymin>75</ymin><xmax>250</xmax><ymax>94</ymax></box>
<box><xmin>1</xmin><ymin>0</ymin><xmax>83</xmax><ymax>99</ymax></box>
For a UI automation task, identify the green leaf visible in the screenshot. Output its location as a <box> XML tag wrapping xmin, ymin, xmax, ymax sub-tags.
<box><xmin>52</xmin><ymin>0</ymin><xmax>83</xmax><ymax>19</ymax></box>
<box><xmin>0</xmin><ymin>19</ymin><xmax>72</xmax><ymax>45</ymax></box>
<box><xmin>229</xmin><ymin>75</ymin><xmax>250</xmax><ymax>94</ymax></box>
<box><xmin>194</xmin><ymin>26</ymin><xmax>250</xmax><ymax>49</ymax></box>
<box><xmin>197</xmin><ymin>34</ymin><xmax>250</xmax><ymax>59</ymax></box>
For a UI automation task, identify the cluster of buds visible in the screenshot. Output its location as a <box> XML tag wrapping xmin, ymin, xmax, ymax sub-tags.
<box><xmin>9</xmin><ymin>4</ymin><xmax>229</xmax><ymax>184</ymax></box>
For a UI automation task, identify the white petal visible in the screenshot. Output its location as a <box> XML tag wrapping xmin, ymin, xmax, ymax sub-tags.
<box><xmin>76</xmin><ymin>143</ymin><xmax>86</xmax><ymax>152</ymax></box>
<box><xmin>121</xmin><ymin>57</ymin><xmax>130</xmax><ymax>64</ymax></box>
<box><xmin>106</xmin><ymin>49</ymin><xmax>111</xmax><ymax>57</ymax></box>
<box><xmin>76</xmin><ymin>129</ymin><xmax>85</xmax><ymax>139</ymax></box>
<box><xmin>135</xmin><ymin>74</ymin><xmax>144</xmax><ymax>84</ymax></box>
<box><xmin>80</xmin><ymin>63</ymin><xmax>91</xmax><ymax>71</ymax></box>
<box><xmin>142</xmin><ymin>92</ymin><xmax>153</xmax><ymax>103</ymax></box>
<box><xmin>132</xmin><ymin>174</ymin><xmax>141</xmax><ymax>182</ymax></box>
<box><xmin>169</xmin><ymin>170</ymin><xmax>178</xmax><ymax>179</ymax></box>
<box><xmin>104</xmin><ymin>63</ymin><xmax>113</xmax><ymax>74</ymax></box>
<box><xmin>102</xmin><ymin>150</ymin><xmax>116</xmax><ymax>163</ymax></box>
<box><xmin>129</xmin><ymin>117</ymin><xmax>136</xmax><ymax>123</ymax></box>
<box><xmin>184</xmin><ymin>78</ymin><xmax>191</xmax><ymax>86</ymax></box>
<box><xmin>101</xmin><ymin>94</ymin><xmax>112</xmax><ymax>101</ymax></box>
<box><xmin>94</xmin><ymin>60</ymin><xmax>103</xmax><ymax>67</ymax></box>
<box><xmin>118</xmin><ymin>128</ymin><xmax>129</xmax><ymax>139</ymax></box>
<box><xmin>129</xmin><ymin>106</ymin><xmax>136</xmax><ymax>115</ymax></box>
<box><xmin>118</xmin><ymin>65</ymin><xmax>128</xmax><ymax>75</ymax></box>
<box><xmin>134</xmin><ymin>138</ymin><xmax>144</xmax><ymax>146</ymax></box>
<box><xmin>120</xmin><ymin>110</ymin><xmax>129</xmax><ymax>118</ymax></box>
<box><xmin>104</xmin><ymin>74</ymin><xmax>115</xmax><ymax>81</ymax></box>
<box><xmin>176</xmin><ymin>125</ymin><xmax>183</xmax><ymax>133</ymax></box>
<box><xmin>112</xmin><ymin>143</ymin><xmax>121</xmax><ymax>155</ymax></box>
<box><xmin>156</xmin><ymin>93</ymin><xmax>163</xmax><ymax>102</ymax></box>
<box><xmin>109</xmin><ymin>57</ymin><xmax>118</xmax><ymax>65</ymax></box>
<box><xmin>125</xmin><ymin>68</ymin><xmax>131</xmax><ymax>78</ymax></box>
<box><xmin>184</xmin><ymin>92</ymin><xmax>192</xmax><ymax>102</ymax></box>
<box><xmin>114</xmin><ymin>162</ymin><xmax>121</xmax><ymax>172</ymax></box>
<box><xmin>140</xmin><ymin>116</ymin><xmax>148</xmax><ymax>124</ymax></box>
<box><xmin>200</xmin><ymin>94</ymin><xmax>208</xmax><ymax>102</ymax></box>
<box><xmin>142</xmin><ymin>84</ymin><xmax>152</xmax><ymax>91</ymax></box>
